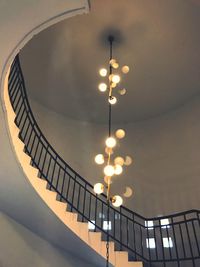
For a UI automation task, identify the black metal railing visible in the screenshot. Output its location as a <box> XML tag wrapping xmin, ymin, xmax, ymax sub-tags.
<box><xmin>8</xmin><ymin>55</ymin><xmax>200</xmax><ymax>267</ymax></box>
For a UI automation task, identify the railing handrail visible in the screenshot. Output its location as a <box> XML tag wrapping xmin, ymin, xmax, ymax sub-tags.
<box><xmin>8</xmin><ymin>55</ymin><xmax>200</xmax><ymax>265</ymax></box>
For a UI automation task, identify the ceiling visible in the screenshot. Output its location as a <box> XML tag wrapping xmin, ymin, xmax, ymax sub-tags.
<box><xmin>20</xmin><ymin>0</ymin><xmax>200</xmax><ymax>124</ymax></box>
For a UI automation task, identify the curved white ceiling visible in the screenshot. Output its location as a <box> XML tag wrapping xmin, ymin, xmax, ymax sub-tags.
<box><xmin>20</xmin><ymin>0</ymin><xmax>200</xmax><ymax>123</ymax></box>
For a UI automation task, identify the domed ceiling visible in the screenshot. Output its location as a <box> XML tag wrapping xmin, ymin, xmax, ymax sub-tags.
<box><xmin>20</xmin><ymin>0</ymin><xmax>200</xmax><ymax>123</ymax></box>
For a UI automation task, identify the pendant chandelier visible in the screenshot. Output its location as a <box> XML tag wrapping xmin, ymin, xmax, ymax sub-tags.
<box><xmin>93</xmin><ymin>35</ymin><xmax>133</xmax><ymax>207</ymax></box>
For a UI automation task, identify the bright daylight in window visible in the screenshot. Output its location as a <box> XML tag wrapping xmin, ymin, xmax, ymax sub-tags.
<box><xmin>163</xmin><ymin>237</ymin><xmax>173</xmax><ymax>248</ymax></box>
<box><xmin>146</xmin><ymin>238</ymin><xmax>156</xmax><ymax>249</ymax></box>
<box><xmin>88</xmin><ymin>220</ymin><xmax>95</xmax><ymax>230</ymax></box>
<box><xmin>145</xmin><ymin>220</ymin><xmax>154</xmax><ymax>230</ymax></box>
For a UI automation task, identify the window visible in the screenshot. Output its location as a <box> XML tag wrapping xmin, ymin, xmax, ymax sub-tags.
<box><xmin>146</xmin><ymin>238</ymin><xmax>156</xmax><ymax>249</ymax></box>
<box><xmin>161</xmin><ymin>218</ymin><xmax>170</xmax><ymax>229</ymax></box>
<box><xmin>145</xmin><ymin>220</ymin><xmax>154</xmax><ymax>230</ymax></box>
<box><xmin>88</xmin><ymin>220</ymin><xmax>95</xmax><ymax>230</ymax></box>
<box><xmin>163</xmin><ymin>237</ymin><xmax>173</xmax><ymax>248</ymax></box>
<box><xmin>115</xmin><ymin>213</ymin><xmax>120</xmax><ymax>220</ymax></box>
<box><xmin>99</xmin><ymin>212</ymin><xmax>105</xmax><ymax>219</ymax></box>
<box><xmin>103</xmin><ymin>221</ymin><xmax>112</xmax><ymax>231</ymax></box>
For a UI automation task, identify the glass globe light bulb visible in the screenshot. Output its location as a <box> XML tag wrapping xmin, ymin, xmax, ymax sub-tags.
<box><xmin>104</xmin><ymin>165</ymin><xmax>115</xmax><ymax>176</ymax></box>
<box><xmin>112</xmin><ymin>74</ymin><xmax>121</xmax><ymax>84</ymax></box>
<box><xmin>112</xmin><ymin>62</ymin><xmax>119</xmax><ymax>69</ymax></box>
<box><xmin>99</xmin><ymin>68</ymin><xmax>107</xmax><ymax>77</ymax></box>
<box><xmin>94</xmin><ymin>154</ymin><xmax>104</xmax><ymax>165</ymax></box>
<box><xmin>111</xmin><ymin>195</ymin><xmax>123</xmax><ymax>207</ymax></box>
<box><xmin>109</xmin><ymin>96</ymin><xmax>117</xmax><ymax>105</ymax></box>
<box><xmin>109</xmin><ymin>74</ymin><xmax>114</xmax><ymax>81</ymax></box>
<box><xmin>115</xmin><ymin>129</ymin><xmax>126</xmax><ymax>139</ymax></box>
<box><xmin>114</xmin><ymin>164</ymin><xmax>123</xmax><ymax>175</ymax></box>
<box><xmin>122</xmin><ymin>65</ymin><xmax>129</xmax><ymax>74</ymax></box>
<box><xmin>111</xmin><ymin>82</ymin><xmax>117</xmax><ymax>88</ymax></box>
<box><xmin>94</xmin><ymin>183</ymin><xmax>104</xmax><ymax>194</ymax></box>
<box><xmin>105</xmin><ymin>137</ymin><xmax>116</xmax><ymax>148</ymax></box>
<box><xmin>98</xmin><ymin>83</ymin><xmax>107</xmax><ymax>92</ymax></box>
<box><xmin>118</xmin><ymin>88</ymin><xmax>127</xmax><ymax>95</ymax></box>
<box><xmin>114</xmin><ymin>156</ymin><xmax>124</xmax><ymax>166</ymax></box>
<box><xmin>124</xmin><ymin>156</ymin><xmax>133</xmax><ymax>166</ymax></box>
<box><xmin>109</xmin><ymin>59</ymin><xmax>116</xmax><ymax>65</ymax></box>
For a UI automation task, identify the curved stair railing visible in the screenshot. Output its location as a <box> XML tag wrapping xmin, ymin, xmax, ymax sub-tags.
<box><xmin>8</xmin><ymin>55</ymin><xmax>200</xmax><ymax>267</ymax></box>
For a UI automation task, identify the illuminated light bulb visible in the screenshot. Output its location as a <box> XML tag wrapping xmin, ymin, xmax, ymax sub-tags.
<box><xmin>114</xmin><ymin>164</ymin><xmax>123</xmax><ymax>175</ymax></box>
<box><xmin>104</xmin><ymin>165</ymin><xmax>115</xmax><ymax>176</ymax></box>
<box><xmin>124</xmin><ymin>156</ymin><xmax>133</xmax><ymax>166</ymax></box>
<box><xmin>114</xmin><ymin>156</ymin><xmax>124</xmax><ymax>166</ymax></box>
<box><xmin>105</xmin><ymin>147</ymin><xmax>113</xmax><ymax>155</ymax></box>
<box><xmin>111</xmin><ymin>195</ymin><xmax>123</xmax><ymax>207</ymax></box>
<box><xmin>112</xmin><ymin>74</ymin><xmax>121</xmax><ymax>84</ymax></box>
<box><xmin>109</xmin><ymin>96</ymin><xmax>117</xmax><ymax>105</ymax></box>
<box><xmin>105</xmin><ymin>137</ymin><xmax>116</xmax><ymax>148</ymax></box>
<box><xmin>122</xmin><ymin>65</ymin><xmax>129</xmax><ymax>74</ymax></box>
<box><xmin>94</xmin><ymin>183</ymin><xmax>104</xmax><ymax>194</ymax></box>
<box><xmin>99</xmin><ymin>68</ymin><xmax>107</xmax><ymax>77</ymax></box>
<box><xmin>115</xmin><ymin>129</ymin><xmax>126</xmax><ymax>139</ymax></box>
<box><xmin>112</xmin><ymin>62</ymin><xmax>119</xmax><ymax>69</ymax></box>
<box><xmin>109</xmin><ymin>59</ymin><xmax>116</xmax><ymax>65</ymax></box>
<box><xmin>123</xmin><ymin>186</ymin><xmax>133</xmax><ymax>198</ymax></box>
<box><xmin>98</xmin><ymin>83</ymin><xmax>107</xmax><ymax>92</ymax></box>
<box><xmin>95</xmin><ymin>154</ymin><xmax>104</xmax><ymax>165</ymax></box>
<box><xmin>109</xmin><ymin>74</ymin><xmax>114</xmax><ymax>81</ymax></box>
<box><xmin>118</xmin><ymin>88</ymin><xmax>126</xmax><ymax>95</ymax></box>
<box><xmin>111</xmin><ymin>82</ymin><xmax>117</xmax><ymax>88</ymax></box>
<box><xmin>104</xmin><ymin>176</ymin><xmax>112</xmax><ymax>184</ymax></box>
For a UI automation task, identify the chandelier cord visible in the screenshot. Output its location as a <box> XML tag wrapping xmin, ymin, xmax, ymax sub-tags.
<box><xmin>106</xmin><ymin>200</ymin><xmax>110</xmax><ymax>267</ymax></box>
<box><xmin>108</xmin><ymin>35</ymin><xmax>113</xmax><ymax>137</ymax></box>
<box><xmin>106</xmin><ymin>35</ymin><xmax>114</xmax><ymax>267</ymax></box>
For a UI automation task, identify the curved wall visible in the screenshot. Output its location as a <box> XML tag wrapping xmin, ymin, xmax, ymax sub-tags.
<box><xmin>0</xmin><ymin>212</ymin><xmax>94</xmax><ymax>267</ymax></box>
<box><xmin>0</xmin><ymin>1</ymin><xmax>110</xmax><ymax>267</ymax></box>
<box><xmin>27</xmin><ymin>94</ymin><xmax>200</xmax><ymax>217</ymax></box>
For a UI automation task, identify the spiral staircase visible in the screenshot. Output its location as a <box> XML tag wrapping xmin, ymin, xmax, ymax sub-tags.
<box><xmin>2</xmin><ymin>45</ymin><xmax>199</xmax><ymax>267</ymax></box>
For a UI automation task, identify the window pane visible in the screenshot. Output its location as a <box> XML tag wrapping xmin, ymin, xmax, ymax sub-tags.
<box><xmin>146</xmin><ymin>238</ymin><xmax>156</xmax><ymax>249</ymax></box>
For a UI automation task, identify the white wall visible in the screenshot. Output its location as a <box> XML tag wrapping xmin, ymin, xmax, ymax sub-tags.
<box><xmin>28</xmin><ymin>94</ymin><xmax>200</xmax><ymax>217</ymax></box>
<box><xmin>0</xmin><ymin>212</ymin><xmax>94</xmax><ymax>267</ymax></box>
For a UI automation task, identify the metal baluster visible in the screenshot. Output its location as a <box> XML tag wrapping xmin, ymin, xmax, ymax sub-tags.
<box><xmin>32</xmin><ymin>134</ymin><xmax>41</xmax><ymax>165</ymax></box>
<box><xmin>40</xmin><ymin>147</ymin><xmax>48</xmax><ymax>178</ymax></box>
<box><xmin>184</xmin><ymin>215</ymin><xmax>195</xmax><ymax>266</ymax></box>
<box><xmin>151</xmin><ymin>220</ymin><xmax>157</xmax><ymax>262</ymax></box>
<box><xmin>70</xmin><ymin>175</ymin><xmax>77</xmax><ymax>212</ymax></box>
<box><xmin>77</xmin><ymin>184</ymin><xmax>81</xmax><ymax>212</ymax></box>
<box><xmin>159</xmin><ymin>220</ymin><xmax>166</xmax><ymax>267</ymax></box>
<box><xmin>55</xmin><ymin>166</ymin><xmax>61</xmax><ymax>192</ymax></box>
<box><xmin>82</xmin><ymin>184</ymin><xmax>87</xmax><ymax>222</ymax></box>
<box><xmin>146</xmin><ymin>222</ymin><xmax>151</xmax><ymax>263</ymax></box>
<box><xmin>139</xmin><ymin>225</ymin><xmax>143</xmax><ymax>260</ymax></box>
<box><xmin>127</xmin><ymin>217</ymin><xmax>129</xmax><ymax>248</ymax></box>
<box><xmin>49</xmin><ymin>156</ymin><xmax>57</xmax><ymax>189</ymax></box>
<box><xmin>192</xmin><ymin>220</ymin><xmax>200</xmax><ymax>257</ymax></box>
<box><xmin>94</xmin><ymin>195</ymin><xmax>98</xmax><ymax>232</ymax></box>
<box><xmin>166</xmin><ymin>223</ymin><xmax>172</xmax><ymax>260</ymax></box>
<box><xmin>60</xmin><ymin>166</ymin><xmax>66</xmax><ymax>201</ymax></box>
<box><xmin>179</xmin><ymin>223</ymin><xmax>186</xmax><ymax>259</ymax></box>
<box><xmin>120</xmin><ymin>207</ymin><xmax>122</xmax><ymax>251</ymax></box>
<box><xmin>88</xmin><ymin>193</ymin><xmax>92</xmax><ymax>222</ymax></box>
<box><xmin>171</xmin><ymin>218</ymin><xmax>180</xmax><ymax>267</ymax></box>
<box><xmin>132</xmin><ymin>214</ymin><xmax>136</xmax><ymax>260</ymax></box>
